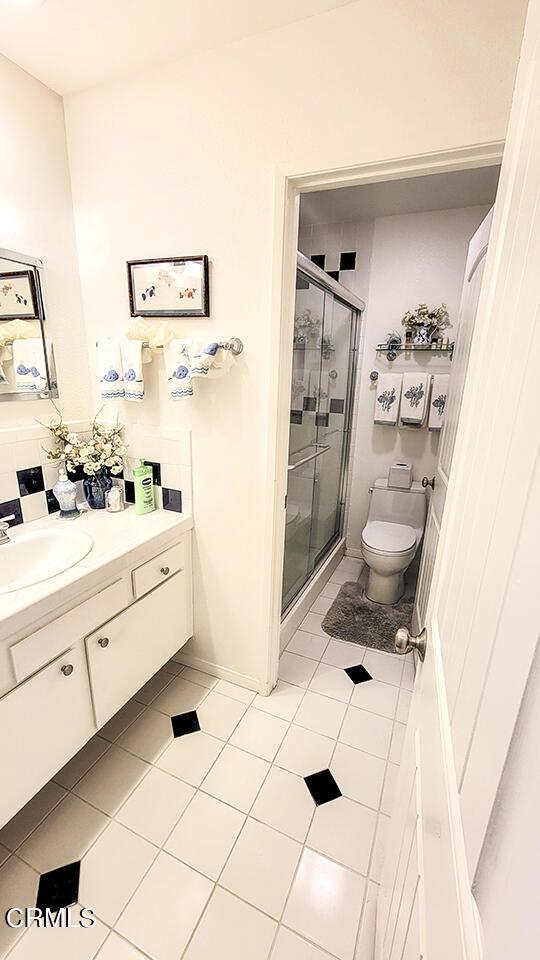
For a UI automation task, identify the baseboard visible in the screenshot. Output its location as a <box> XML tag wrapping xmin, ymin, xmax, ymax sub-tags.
<box><xmin>345</xmin><ymin>546</ymin><xmax>364</xmax><ymax>559</ymax></box>
<box><xmin>172</xmin><ymin>649</ymin><xmax>265</xmax><ymax>694</ymax></box>
<box><xmin>280</xmin><ymin>538</ymin><xmax>345</xmax><ymax>652</ymax></box>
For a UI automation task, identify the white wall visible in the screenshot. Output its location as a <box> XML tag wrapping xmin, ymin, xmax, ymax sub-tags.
<box><xmin>63</xmin><ymin>0</ymin><xmax>525</xmax><ymax>686</ymax></box>
<box><xmin>0</xmin><ymin>55</ymin><xmax>91</xmax><ymax>429</ymax></box>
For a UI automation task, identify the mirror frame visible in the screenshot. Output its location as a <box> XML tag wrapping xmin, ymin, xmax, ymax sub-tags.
<box><xmin>0</xmin><ymin>246</ymin><xmax>58</xmax><ymax>402</ymax></box>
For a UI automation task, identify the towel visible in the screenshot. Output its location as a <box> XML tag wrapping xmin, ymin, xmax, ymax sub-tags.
<box><xmin>189</xmin><ymin>340</ymin><xmax>234</xmax><ymax>380</ymax></box>
<box><xmin>164</xmin><ymin>339</ymin><xmax>194</xmax><ymax>400</ymax></box>
<box><xmin>97</xmin><ymin>339</ymin><xmax>125</xmax><ymax>400</ymax></box>
<box><xmin>12</xmin><ymin>338</ymin><xmax>48</xmax><ymax>393</ymax></box>
<box><xmin>121</xmin><ymin>339</ymin><xmax>144</xmax><ymax>402</ymax></box>
<box><xmin>428</xmin><ymin>374</ymin><xmax>449</xmax><ymax>431</ymax></box>
<box><xmin>374</xmin><ymin>374</ymin><xmax>402</xmax><ymax>425</ymax></box>
<box><xmin>400</xmin><ymin>373</ymin><xmax>428</xmax><ymax>427</ymax></box>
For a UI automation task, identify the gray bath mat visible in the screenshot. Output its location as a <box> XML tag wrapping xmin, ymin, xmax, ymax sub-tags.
<box><xmin>322</xmin><ymin>580</ymin><xmax>413</xmax><ymax>654</ymax></box>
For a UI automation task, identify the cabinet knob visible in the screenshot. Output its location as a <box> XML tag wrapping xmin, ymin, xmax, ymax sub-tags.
<box><xmin>98</xmin><ymin>637</ymin><xmax>110</xmax><ymax>648</ymax></box>
<box><xmin>61</xmin><ymin>664</ymin><xmax>74</xmax><ymax>676</ymax></box>
<box><xmin>160</xmin><ymin>566</ymin><xmax>170</xmax><ymax>576</ymax></box>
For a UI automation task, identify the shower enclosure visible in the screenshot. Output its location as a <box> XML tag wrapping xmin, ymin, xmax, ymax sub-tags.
<box><xmin>282</xmin><ymin>253</ymin><xmax>364</xmax><ymax>615</ymax></box>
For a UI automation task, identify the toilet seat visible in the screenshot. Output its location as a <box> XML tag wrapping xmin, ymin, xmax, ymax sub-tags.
<box><xmin>362</xmin><ymin>520</ymin><xmax>416</xmax><ymax>554</ymax></box>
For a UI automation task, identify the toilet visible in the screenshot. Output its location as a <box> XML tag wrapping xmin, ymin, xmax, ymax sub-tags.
<box><xmin>361</xmin><ymin>478</ymin><xmax>426</xmax><ymax>604</ymax></box>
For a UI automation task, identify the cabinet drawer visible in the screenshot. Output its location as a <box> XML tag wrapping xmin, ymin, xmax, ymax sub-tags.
<box><xmin>132</xmin><ymin>540</ymin><xmax>186</xmax><ymax>600</ymax></box>
<box><xmin>10</xmin><ymin>578</ymin><xmax>130</xmax><ymax>684</ymax></box>
<box><xmin>0</xmin><ymin>643</ymin><xmax>95</xmax><ymax>828</ymax></box>
<box><xmin>87</xmin><ymin>571</ymin><xmax>191</xmax><ymax>727</ymax></box>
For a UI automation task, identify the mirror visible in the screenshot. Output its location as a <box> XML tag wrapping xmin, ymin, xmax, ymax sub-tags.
<box><xmin>0</xmin><ymin>247</ymin><xmax>58</xmax><ymax>402</ymax></box>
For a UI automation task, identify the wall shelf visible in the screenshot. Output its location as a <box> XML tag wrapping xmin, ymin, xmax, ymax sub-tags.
<box><xmin>376</xmin><ymin>342</ymin><xmax>454</xmax><ymax>362</ymax></box>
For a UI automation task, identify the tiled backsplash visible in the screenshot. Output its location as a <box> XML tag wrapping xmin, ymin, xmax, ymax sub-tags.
<box><xmin>0</xmin><ymin>420</ymin><xmax>192</xmax><ymax>527</ymax></box>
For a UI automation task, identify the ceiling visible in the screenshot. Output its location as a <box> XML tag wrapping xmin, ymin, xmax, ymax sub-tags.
<box><xmin>0</xmin><ymin>0</ymin><xmax>354</xmax><ymax>95</ymax></box>
<box><xmin>300</xmin><ymin>165</ymin><xmax>501</xmax><ymax>225</ymax></box>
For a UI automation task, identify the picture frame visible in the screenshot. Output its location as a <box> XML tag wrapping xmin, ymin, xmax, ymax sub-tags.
<box><xmin>126</xmin><ymin>256</ymin><xmax>209</xmax><ymax>318</ymax></box>
<box><xmin>0</xmin><ymin>269</ymin><xmax>39</xmax><ymax>320</ymax></box>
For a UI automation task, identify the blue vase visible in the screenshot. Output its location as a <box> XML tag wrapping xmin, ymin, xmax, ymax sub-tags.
<box><xmin>83</xmin><ymin>471</ymin><xmax>112</xmax><ymax>510</ymax></box>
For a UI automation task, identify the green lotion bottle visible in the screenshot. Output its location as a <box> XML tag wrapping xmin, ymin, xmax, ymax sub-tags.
<box><xmin>133</xmin><ymin>460</ymin><xmax>155</xmax><ymax>515</ymax></box>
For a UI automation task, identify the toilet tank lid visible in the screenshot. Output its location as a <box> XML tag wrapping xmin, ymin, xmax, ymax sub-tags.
<box><xmin>363</xmin><ymin>520</ymin><xmax>416</xmax><ymax>552</ymax></box>
<box><xmin>374</xmin><ymin>478</ymin><xmax>424</xmax><ymax>494</ymax></box>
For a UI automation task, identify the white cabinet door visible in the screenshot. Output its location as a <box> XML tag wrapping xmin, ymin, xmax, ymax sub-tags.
<box><xmin>86</xmin><ymin>572</ymin><xmax>191</xmax><ymax>727</ymax></box>
<box><xmin>0</xmin><ymin>643</ymin><xmax>95</xmax><ymax>827</ymax></box>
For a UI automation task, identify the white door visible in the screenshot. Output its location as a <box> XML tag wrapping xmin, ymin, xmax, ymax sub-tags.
<box><xmin>377</xmin><ymin>4</ymin><xmax>540</xmax><ymax>957</ymax></box>
<box><xmin>414</xmin><ymin>207</ymin><xmax>493</xmax><ymax>629</ymax></box>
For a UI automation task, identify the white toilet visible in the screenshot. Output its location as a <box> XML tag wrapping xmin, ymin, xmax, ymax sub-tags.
<box><xmin>361</xmin><ymin>478</ymin><xmax>426</xmax><ymax>604</ymax></box>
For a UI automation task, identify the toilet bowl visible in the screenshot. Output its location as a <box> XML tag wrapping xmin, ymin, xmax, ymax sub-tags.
<box><xmin>361</xmin><ymin>479</ymin><xmax>426</xmax><ymax>604</ymax></box>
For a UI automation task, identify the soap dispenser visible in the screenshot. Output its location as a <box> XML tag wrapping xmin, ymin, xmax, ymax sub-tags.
<box><xmin>52</xmin><ymin>465</ymin><xmax>80</xmax><ymax>519</ymax></box>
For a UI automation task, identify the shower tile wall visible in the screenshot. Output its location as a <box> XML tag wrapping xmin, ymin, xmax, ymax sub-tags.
<box><xmin>298</xmin><ymin>219</ymin><xmax>374</xmax><ymax>302</ymax></box>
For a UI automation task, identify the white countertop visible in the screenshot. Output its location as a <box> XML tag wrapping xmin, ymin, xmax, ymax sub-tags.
<box><xmin>0</xmin><ymin>506</ymin><xmax>193</xmax><ymax>640</ymax></box>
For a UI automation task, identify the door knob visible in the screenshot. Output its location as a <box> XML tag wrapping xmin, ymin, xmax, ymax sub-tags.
<box><xmin>395</xmin><ymin>626</ymin><xmax>427</xmax><ymax>662</ymax></box>
<box><xmin>422</xmin><ymin>476</ymin><xmax>435</xmax><ymax>490</ymax></box>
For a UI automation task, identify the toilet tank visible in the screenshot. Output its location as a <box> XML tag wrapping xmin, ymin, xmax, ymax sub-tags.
<box><xmin>368</xmin><ymin>479</ymin><xmax>426</xmax><ymax>529</ymax></box>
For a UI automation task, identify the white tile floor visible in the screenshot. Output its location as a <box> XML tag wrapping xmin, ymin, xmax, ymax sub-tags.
<box><xmin>0</xmin><ymin>556</ymin><xmax>413</xmax><ymax>960</ymax></box>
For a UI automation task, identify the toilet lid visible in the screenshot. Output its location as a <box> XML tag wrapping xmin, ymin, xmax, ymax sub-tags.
<box><xmin>362</xmin><ymin>520</ymin><xmax>416</xmax><ymax>552</ymax></box>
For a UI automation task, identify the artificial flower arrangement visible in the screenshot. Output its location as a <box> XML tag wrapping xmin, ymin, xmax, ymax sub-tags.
<box><xmin>401</xmin><ymin>303</ymin><xmax>450</xmax><ymax>332</ymax></box>
<box><xmin>42</xmin><ymin>407</ymin><xmax>126</xmax><ymax>509</ymax></box>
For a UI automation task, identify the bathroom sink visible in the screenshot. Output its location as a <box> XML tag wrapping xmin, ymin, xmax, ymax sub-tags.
<box><xmin>0</xmin><ymin>527</ymin><xmax>94</xmax><ymax>595</ymax></box>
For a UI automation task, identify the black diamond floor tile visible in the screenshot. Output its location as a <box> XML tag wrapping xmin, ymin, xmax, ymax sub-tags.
<box><xmin>36</xmin><ymin>861</ymin><xmax>80</xmax><ymax>912</ymax></box>
<box><xmin>344</xmin><ymin>664</ymin><xmax>373</xmax><ymax>684</ymax></box>
<box><xmin>304</xmin><ymin>769</ymin><xmax>342</xmax><ymax>805</ymax></box>
<box><xmin>171</xmin><ymin>710</ymin><xmax>200</xmax><ymax>737</ymax></box>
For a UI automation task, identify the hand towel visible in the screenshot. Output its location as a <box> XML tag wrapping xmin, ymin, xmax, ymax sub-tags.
<box><xmin>97</xmin><ymin>339</ymin><xmax>125</xmax><ymax>400</ymax></box>
<box><xmin>189</xmin><ymin>340</ymin><xmax>233</xmax><ymax>380</ymax></box>
<box><xmin>121</xmin><ymin>339</ymin><xmax>144</xmax><ymax>402</ymax></box>
<box><xmin>428</xmin><ymin>374</ymin><xmax>449</xmax><ymax>431</ymax></box>
<box><xmin>374</xmin><ymin>374</ymin><xmax>402</xmax><ymax>425</ymax></box>
<box><xmin>400</xmin><ymin>373</ymin><xmax>428</xmax><ymax>427</ymax></box>
<box><xmin>12</xmin><ymin>338</ymin><xmax>48</xmax><ymax>393</ymax></box>
<box><xmin>165</xmin><ymin>339</ymin><xmax>194</xmax><ymax>400</ymax></box>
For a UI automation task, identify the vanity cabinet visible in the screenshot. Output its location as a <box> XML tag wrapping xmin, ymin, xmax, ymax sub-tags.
<box><xmin>86</xmin><ymin>570</ymin><xmax>191</xmax><ymax>726</ymax></box>
<box><xmin>0</xmin><ymin>643</ymin><xmax>94</xmax><ymax>826</ymax></box>
<box><xmin>0</xmin><ymin>528</ymin><xmax>193</xmax><ymax>828</ymax></box>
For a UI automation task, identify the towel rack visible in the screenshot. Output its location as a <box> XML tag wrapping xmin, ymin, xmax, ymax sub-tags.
<box><xmin>94</xmin><ymin>337</ymin><xmax>244</xmax><ymax>355</ymax></box>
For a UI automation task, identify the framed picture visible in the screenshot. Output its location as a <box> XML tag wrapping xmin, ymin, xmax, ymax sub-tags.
<box><xmin>127</xmin><ymin>256</ymin><xmax>209</xmax><ymax>317</ymax></box>
<box><xmin>0</xmin><ymin>270</ymin><xmax>38</xmax><ymax>320</ymax></box>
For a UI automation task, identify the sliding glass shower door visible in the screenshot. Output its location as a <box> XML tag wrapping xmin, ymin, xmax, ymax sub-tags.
<box><xmin>282</xmin><ymin>262</ymin><xmax>361</xmax><ymax>615</ymax></box>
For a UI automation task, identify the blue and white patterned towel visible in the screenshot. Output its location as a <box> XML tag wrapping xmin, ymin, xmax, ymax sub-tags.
<box><xmin>121</xmin><ymin>339</ymin><xmax>144</xmax><ymax>402</ymax></box>
<box><xmin>97</xmin><ymin>339</ymin><xmax>125</xmax><ymax>400</ymax></box>
<box><xmin>12</xmin><ymin>338</ymin><xmax>48</xmax><ymax>393</ymax></box>
<box><xmin>165</xmin><ymin>339</ymin><xmax>194</xmax><ymax>400</ymax></box>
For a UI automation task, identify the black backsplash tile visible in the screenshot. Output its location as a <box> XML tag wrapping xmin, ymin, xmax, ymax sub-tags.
<box><xmin>0</xmin><ymin>498</ymin><xmax>23</xmax><ymax>527</ymax></box>
<box><xmin>124</xmin><ymin>480</ymin><xmax>135</xmax><ymax>504</ymax></box>
<box><xmin>17</xmin><ymin>466</ymin><xmax>44</xmax><ymax>497</ymax></box>
<box><xmin>311</xmin><ymin>254</ymin><xmax>325</xmax><ymax>270</ymax></box>
<box><xmin>143</xmin><ymin>460</ymin><xmax>161</xmax><ymax>486</ymax></box>
<box><xmin>330</xmin><ymin>398</ymin><xmax>345</xmax><ymax>414</ymax></box>
<box><xmin>163</xmin><ymin>487</ymin><xmax>182</xmax><ymax>513</ymax></box>
<box><xmin>67</xmin><ymin>463</ymin><xmax>86</xmax><ymax>482</ymax></box>
<box><xmin>46</xmin><ymin>490</ymin><xmax>60</xmax><ymax>514</ymax></box>
<box><xmin>339</xmin><ymin>251</ymin><xmax>356</xmax><ymax>271</ymax></box>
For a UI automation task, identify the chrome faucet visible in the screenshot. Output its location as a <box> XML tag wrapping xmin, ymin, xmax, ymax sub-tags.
<box><xmin>0</xmin><ymin>519</ymin><xmax>13</xmax><ymax>544</ymax></box>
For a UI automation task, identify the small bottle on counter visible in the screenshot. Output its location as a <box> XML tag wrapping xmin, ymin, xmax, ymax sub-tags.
<box><xmin>52</xmin><ymin>466</ymin><xmax>80</xmax><ymax>519</ymax></box>
<box><xmin>105</xmin><ymin>481</ymin><xmax>125</xmax><ymax>513</ymax></box>
<box><xmin>133</xmin><ymin>460</ymin><xmax>155</xmax><ymax>515</ymax></box>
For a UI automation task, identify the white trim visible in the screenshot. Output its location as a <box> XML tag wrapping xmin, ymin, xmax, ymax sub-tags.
<box><xmin>263</xmin><ymin>142</ymin><xmax>505</xmax><ymax>696</ymax></box>
<box><xmin>173</xmin><ymin>651</ymin><xmax>265</xmax><ymax>695</ymax></box>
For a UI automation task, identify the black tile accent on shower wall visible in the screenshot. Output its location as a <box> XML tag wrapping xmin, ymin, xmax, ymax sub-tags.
<box><xmin>327</xmin><ymin>270</ymin><xmax>339</xmax><ymax>281</ymax></box>
<box><xmin>0</xmin><ymin>498</ymin><xmax>23</xmax><ymax>527</ymax></box>
<box><xmin>345</xmin><ymin>664</ymin><xmax>373</xmax><ymax>684</ymax></box>
<box><xmin>304</xmin><ymin>769</ymin><xmax>342</xmax><ymax>805</ymax></box>
<box><xmin>36</xmin><ymin>862</ymin><xmax>80</xmax><ymax>913</ymax></box>
<box><xmin>17</xmin><ymin>466</ymin><xmax>44</xmax><ymax>497</ymax></box>
<box><xmin>290</xmin><ymin>410</ymin><xmax>303</xmax><ymax>425</ymax></box>
<box><xmin>124</xmin><ymin>480</ymin><xmax>135</xmax><ymax>504</ymax></box>
<box><xmin>46</xmin><ymin>490</ymin><xmax>60</xmax><ymax>514</ymax></box>
<box><xmin>303</xmin><ymin>397</ymin><xmax>316</xmax><ymax>412</ymax></box>
<box><xmin>315</xmin><ymin>413</ymin><xmax>329</xmax><ymax>428</ymax></box>
<box><xmin>171</xmin><ymin>711</ymin><xmax>200</xmax><ymax>738</ymax></box>
<box><xmin>143</xmin><ymin>460</ymin><xmax>161</xmax><ymax>486</ymax></box>
<box><xmin>311</xmin><ymin>254</ymin><xmax>325</xmax><ymax>270</ymax></box>
<box><xmin>163</xmin><ymin>487</ymin><xmax>182</xmax><ymax>513</ymax></box>
<box><xmin>330</xmin><ymin>398</ymin><xmax>345</xmax><ymax>414</ymax></box>
<box><xmin>339</xmin><ymin>251</ymin><xmax>357</xmax><ymax>271</ymax></box>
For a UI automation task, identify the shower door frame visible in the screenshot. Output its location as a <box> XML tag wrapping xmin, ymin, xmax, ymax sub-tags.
<box><xmin>264</xmin><ymin>141</ymin><xmax>504</xmax><ymax>694</ymax></box>
<box><xmin>281</xmin><ymin>254</ymin><xmax>364</xmax><ymax>618</ymax></box>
